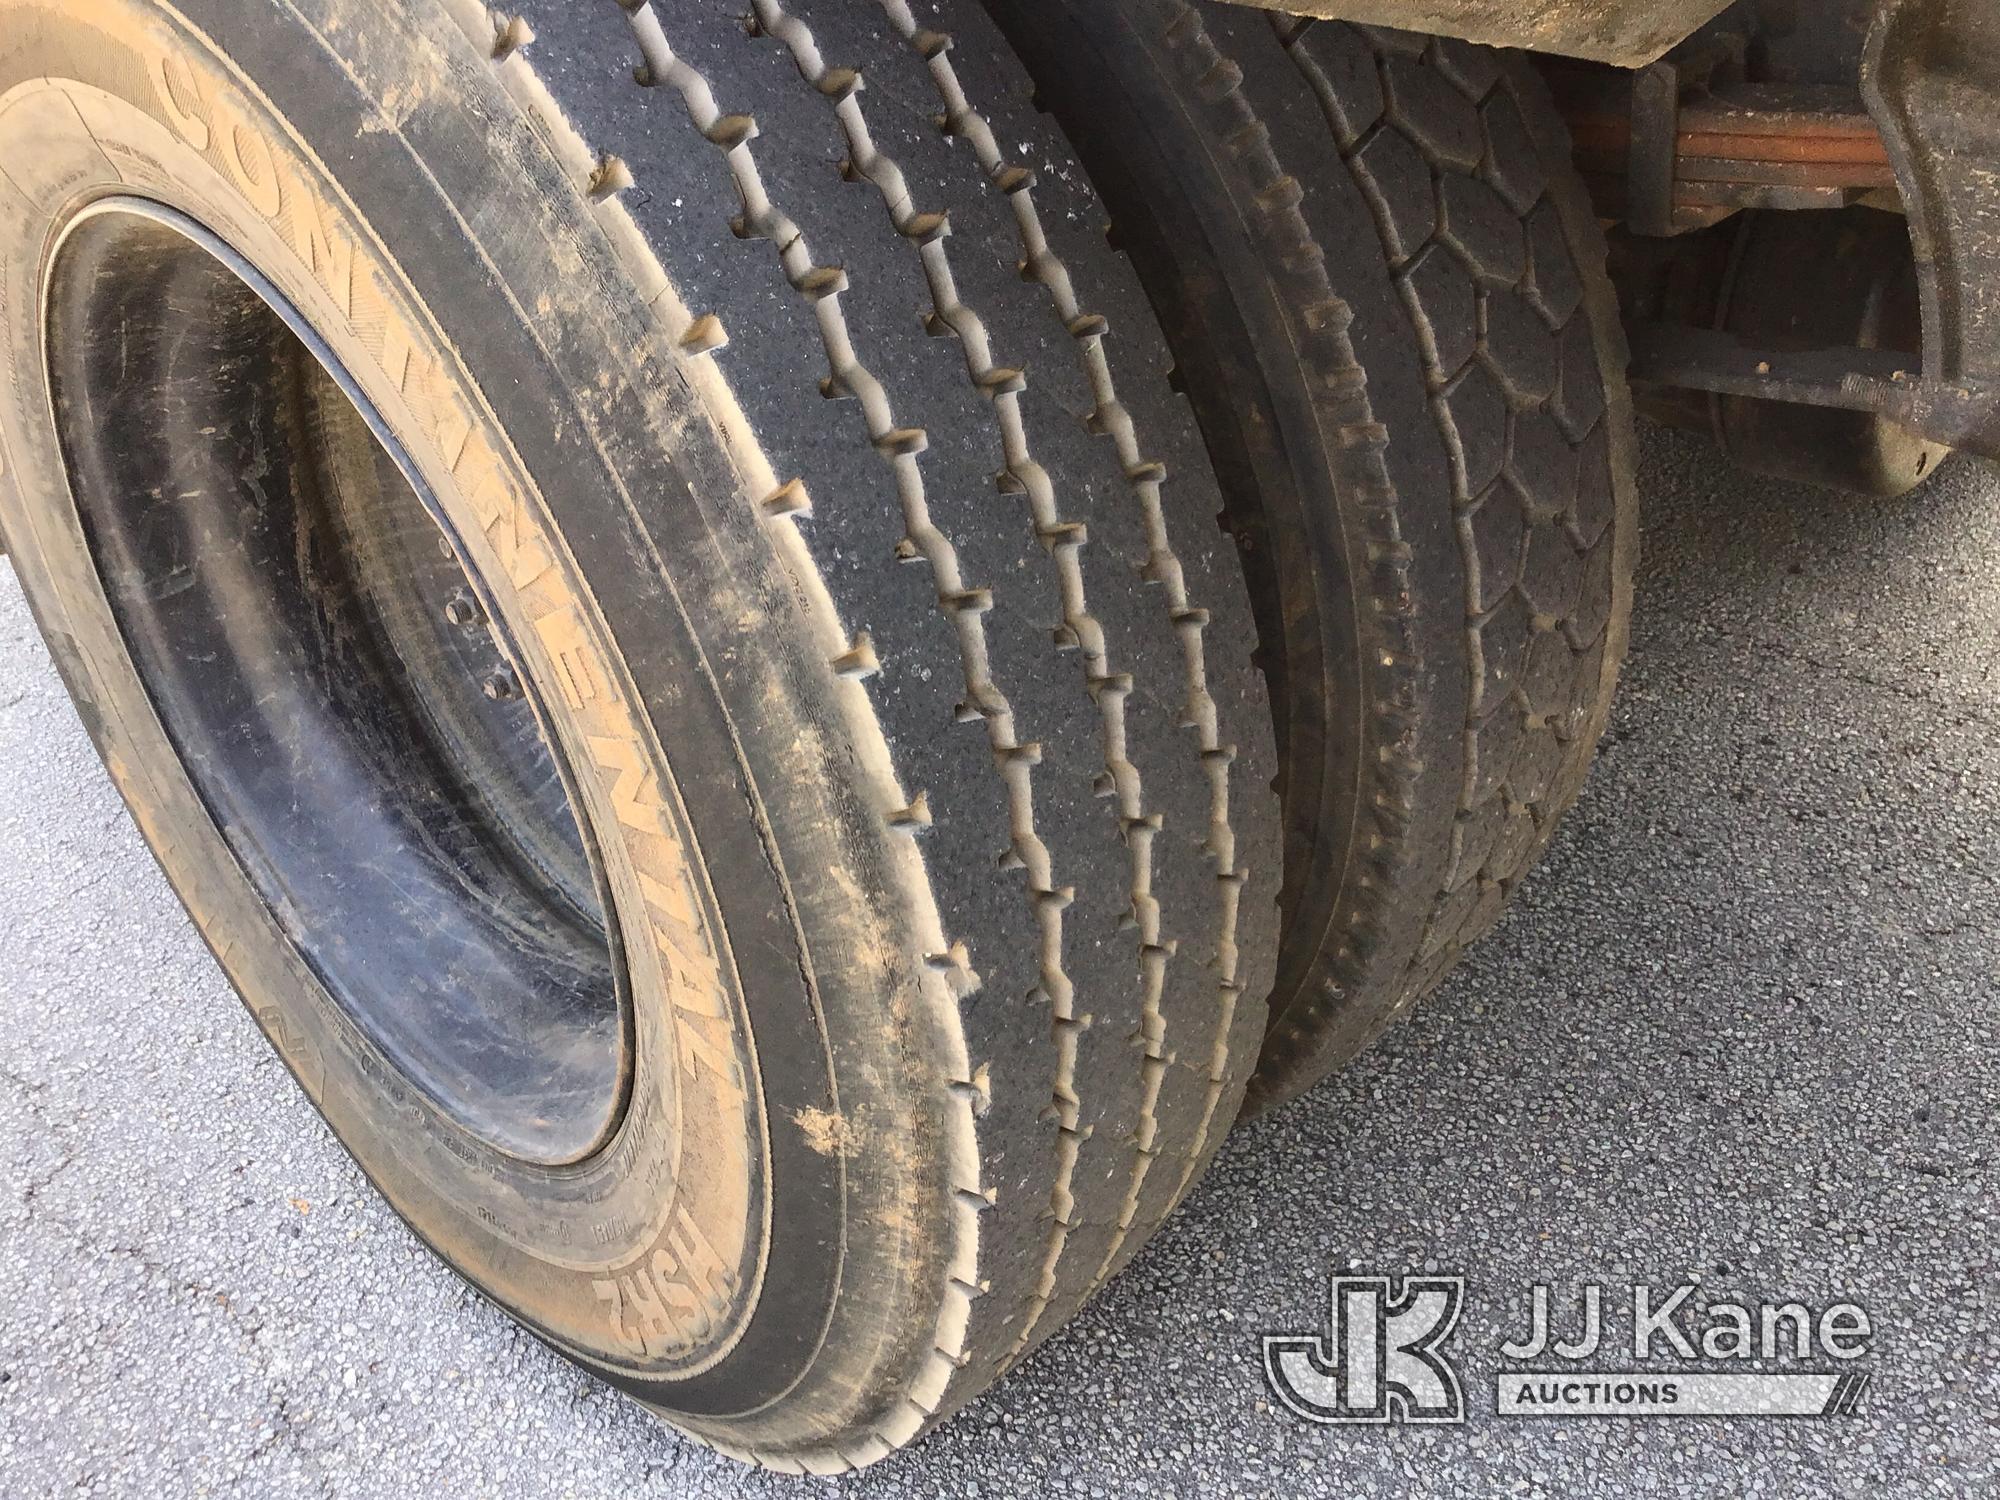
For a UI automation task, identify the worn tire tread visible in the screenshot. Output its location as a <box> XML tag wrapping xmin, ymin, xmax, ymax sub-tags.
<box><xmin>485</xmin><ymin>0</ymin><xmax>1279</xmax><ymax>1466</ymax></box>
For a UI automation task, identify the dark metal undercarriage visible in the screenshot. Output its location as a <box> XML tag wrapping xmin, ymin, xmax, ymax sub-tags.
<box><xmin>1229</xmin><ymin>0</ymin><xmax>2000</xmax><ymax>491</ymax></box>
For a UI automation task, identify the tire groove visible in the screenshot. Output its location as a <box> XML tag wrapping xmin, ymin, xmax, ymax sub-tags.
<box><xmin>749</xmin><ymin>0</ymin><xmax>1172</xmax><ymax>1361</ymax></box>
<box><xmin>1253</xmin><ymin>15</ymin><xmax>1631</xmax><ymax>1090</ymax></box>
<box><xmin>1142</xmin><ymin>0</ymin><xmax>1424</xmax><ymax>1093</ymax></box>
<box><xmin>882</xmin><ymin>1</ymin><xmax>1251</xmax><ymax>1306</ymax></box>
<box><xmin>477</xmin><ymin>0</ymin><xmax>999</xmax><ymax>1467</ymax></box>
<box><xmin>451</xmin><ymin>0</ymin><xmax>1277</xmax><ymax>1462</ymax></box>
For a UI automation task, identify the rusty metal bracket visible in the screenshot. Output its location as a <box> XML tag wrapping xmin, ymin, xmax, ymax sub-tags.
<box><xmin>1560</xmin><ymin>75</ymin><xmax>1898</xmax><ymax>233</ymax></box>
<box><xmin>1627</xmin><ymin>323</ymin><xmax>1999</xmax><ymax>456</ymax></box>
<box><xmin>1861</xmin><ymin>0</ymin><xmax>2000</xmax><ymax>390</ymax></box>
<box><xmin>1627</xmin><ymin>63</ymin><xmax>1681</xmax><ymax>237</ymax></box>
<box><xmin>1627</xmin><ymin>323</ymin><xmax>1919</xmax><ymax>409</ymax></box>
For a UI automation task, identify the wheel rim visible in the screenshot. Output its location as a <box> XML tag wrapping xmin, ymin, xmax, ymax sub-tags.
<box><xmin>42</xmin><ymin>197</ymin><xmax>631</xmax><ymax>1167</ymax></box>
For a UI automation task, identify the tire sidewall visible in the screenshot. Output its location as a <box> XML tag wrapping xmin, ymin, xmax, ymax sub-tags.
<box><xmin>0</xmin><ymin>0</ymin><xmax>948</xmax><ymax>1425</ymax></box>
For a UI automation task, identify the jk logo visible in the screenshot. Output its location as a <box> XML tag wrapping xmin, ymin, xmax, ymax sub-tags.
<box><xmin>1263</xmin><ymin>1275</ymin><xmax>1465</xmax><ymax>1424</ymax></box>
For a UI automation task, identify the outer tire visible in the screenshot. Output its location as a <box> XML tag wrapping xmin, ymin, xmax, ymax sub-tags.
<box><xmin>982</xmin><ymin>2</ymin><xmax>1639</xmax><ymax>1110</ymax></box>
<box><xmin>0</xmin><ymin>0</ymin><xmax>1277</xmax><ymax>1468</ymax></box>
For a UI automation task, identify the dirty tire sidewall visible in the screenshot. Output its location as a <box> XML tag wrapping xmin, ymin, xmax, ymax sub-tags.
<box><xmin>0</xmin><ymin>0</ymin><xmax>870</xmax><ymax>1422</ymax></box>
<box><xmin>0</xmin><ymin>0</ymin><xmax>1282</xmax><ymax>1466</ymax></box>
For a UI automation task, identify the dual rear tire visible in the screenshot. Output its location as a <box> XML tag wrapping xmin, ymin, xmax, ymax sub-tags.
<box><xmin>985</xmin><ymin>2</ymin><xmax>1638</xmax><ymax>1109</ymax></box>
<box><xmin>0</xmin><ymin>0</ymin><xmax>1632</xmax><ymax>1467</ymax></box>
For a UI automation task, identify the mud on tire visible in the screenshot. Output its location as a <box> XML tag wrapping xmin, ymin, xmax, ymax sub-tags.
<box><xmin>0</xmin><ymin>0</ymin><xmax>1278</xmax><ymax>1468</ymax></box>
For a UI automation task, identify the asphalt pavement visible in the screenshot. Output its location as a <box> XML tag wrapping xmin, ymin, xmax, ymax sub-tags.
<box><xmin>2</xmin><ymin>425</ymin><xmax>1997</xmax><ymax>1498</ymax></box>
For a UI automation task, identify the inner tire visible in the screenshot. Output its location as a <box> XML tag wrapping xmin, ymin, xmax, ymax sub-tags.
<box><xmin>0</xmin><ymin>0</ymin><xmax>1278</xmax><ymax>1468</ymax></box>
<box><xmin>982</xmin><ymin>1</ymin><xmax>1639</xmax><ymax>1110</ymax></box>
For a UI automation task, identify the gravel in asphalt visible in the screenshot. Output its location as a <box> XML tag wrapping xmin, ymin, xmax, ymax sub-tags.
<box><xmin>1</xmin><ymin>426</ymin><xmax>1996</xmax><ymax>1498</ymax></box>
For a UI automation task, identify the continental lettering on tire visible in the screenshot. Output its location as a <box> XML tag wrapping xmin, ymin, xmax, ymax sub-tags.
<box><xmin>591</xmin><ymin>1203</ymin><xmax>738</xmax><ymax>1359</ymax></box>
<box><xmin>104</xmin><ymin>15</ymin><xmax>763</xmax><ymax>1325</ymax></box>
<box><xmin>130</xmin><ymin>11</ymin><xmax>754</xmax><ymax>1111</ymax></box>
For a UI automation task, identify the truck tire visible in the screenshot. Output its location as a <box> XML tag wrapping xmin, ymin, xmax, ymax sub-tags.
<box><xmin>0</xmin><ymin>0</ymin><xmax>1277</xmax><ymax>1468</ymax></box>
<box><xmin>981</xmin><ymin>1</ymin><xmax>1638</xmax><ymax>1110</ymax></box>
